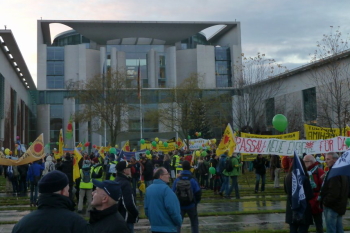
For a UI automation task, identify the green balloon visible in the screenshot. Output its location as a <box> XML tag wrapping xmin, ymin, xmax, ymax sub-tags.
<box><xmin>56</xmin><ymin>142</ymin><xmax>59</xmax><ymax>145</ymax></box>
<box><xmin>201</xmin><ymin>151</ymin><xmax>207</xmax><ymax>157</ymax></box>
<box><xmin>152</xmin><ymin>141</ymin><xmax>157</xmax><ymax>147</ymax></box>
<box><xmin>188</xmin><ymin>135</ymin><xmax>191</xmax><ymax>140</ymax></box>
<box><xmin>109</xmin><ymin>148</ymin><xmax>116</xmax><ymax>154</ymax></box>
<box><xmin>209</xmin><ymin>167</ymin><xmax>216</xmax><ymax>175</ymax></box>
<box><xmin>140</xmin><ymin>139</ymin><xmax>145</xmax><ymax>144</ymax></box>
<box><xmin>163</xmin><ymin>142</ymin><xmax>168</xmax><ymax>147</ymax></box>
<box><xmin>198</xmin><ymin>132</ymin><xmax>201</xmax><ymax>137</ymax></box>
<box><xmin>272</xmin><ymin>114</ymin><xmax>288</xmax><ymax>132</ymax></box>
<box><xmin>146</xmin><ymin>150</ymin><xmax>151</xmax><ymax>155</ymax></box>
<box><xmin>346</xmin><ymin>138</ymin><xmax>350</xmax><ymax>147</ymax></box>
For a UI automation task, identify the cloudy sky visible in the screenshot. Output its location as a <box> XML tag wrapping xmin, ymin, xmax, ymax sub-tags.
<box><xmin>1</xmin><ymin>0</ymin><xmax>350</xmax><ymax>85</ymax></box>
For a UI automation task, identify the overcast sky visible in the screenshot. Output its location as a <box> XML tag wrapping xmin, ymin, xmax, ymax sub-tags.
<box><xmin>1</xmin><ymin>0</ymin><xmax>350</xmax><ymax>85</ymax></box>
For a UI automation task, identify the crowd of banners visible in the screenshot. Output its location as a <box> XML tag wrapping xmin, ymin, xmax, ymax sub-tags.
<box><xmin>0</xmin><ymin>134</ymin><xmax>45</xmax><ymax>166</ymax></box>
<box><xmin>241</xmin><ymin>131</ymin><xmax>300</xmax><ymax>140</ymax></box>
<box><xmin>216</xmin><ymin>124</ymin><xmax>236</xmax><ymax>156</ymax></box>
<box><xmin>140</xmin><ymin>137</ymin><xmax>184</xmax><ymax>153</ymax></box>
<box><xmin>304</xmin><ymin>124</ymin><xmax>350</xmax><ymax>140</ymax></box>
<box><xmin>234</xmin><ymin>136</ymin><xmax>350</xmax><ymax>157</ymax></box>
<box><xmin>186</xmin><ymin>138</ymin><xmax>211</xmax><ymax>150</ymax></box>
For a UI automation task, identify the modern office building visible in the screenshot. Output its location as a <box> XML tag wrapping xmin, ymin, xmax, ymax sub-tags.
<box><xmin>36</xmin><ymin>20</ymin><xmax>242</xmax><ymax>147</ymax></box>
<box><xmin>0</xmin><ymin>30</ymin><xmax>37</xmax><ymax>151</ymax></box>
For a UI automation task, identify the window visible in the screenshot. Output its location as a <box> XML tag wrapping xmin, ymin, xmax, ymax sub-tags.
<box><xmin>47</xmin><ymin>62</ymin><xmax>64</xmax><ymax>75</ymax></box>
<box><xmin>303</xmin><ymin>87</ymin><xmax>317</xmax><ymax>121</ymax></box>
<box><xmin>47</xmin><ymin>47</ymin><xmax>64</xmax><ymax>60</ymax></box>
<box><xmin>47</xmin><ymin>76</ymin><xmax>64</xmax><ymax>89</ymax></box>
<box><xmin>47</xmin><ymin>47</ymin><xmax>64</xmax><ymax>89</ymax></box>
<box><xmin>215</xmin><ymin>47</ymin><xmax>232</xmax><ymax>87</ymax></box>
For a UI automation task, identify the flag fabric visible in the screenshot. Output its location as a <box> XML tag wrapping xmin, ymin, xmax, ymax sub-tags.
<box><xmin>327</xmin><ymin>148</ymin><xmax>350</xmax><ymax>179</ymax></box>
<box><xmin>66</xmin><ymin>116</ymin><xmax>73</xmax><ymax>140</ymax></box>
<box><xmin>291</xmin><ymin>151</ymin><xmax>307</xmax><ymax>220</ymax></box>
<box><xmin>73</xmin><ymin>148</ymin><xmax>83</xmax><ymax>182</ymax></box>
<box><xmin>216</xmin><ymin>123</ymin><xmax>236</xmax><ymax>156</ymax></box>
<box><xmin>122</xmin><ymin>140</ymin><xmax>130</xmax><ymax>152</ymax></box>
<box><xmin>137</xmin><ymin>60</ymin><xmax>141</xmax><ymax>99</ymax></box>
<box><xmin>58</xmin><ymin>129</ymin><xmax>64</xmax><ymax>158</ymax></box>
<box><xmin>15</xmin><ymin>134</ymin><xmax>45</xmax><ymax>165</ymax></box>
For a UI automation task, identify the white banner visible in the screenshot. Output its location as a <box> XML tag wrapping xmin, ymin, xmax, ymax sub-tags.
<box><xmin>234</xmin><ymin>136</ymin><xmax>349</xmax><ymax>156</ymax></box>
<box><xmin>187</xmin><ymin>138</ymin><xmax>210</xmax><ymax>150</ymax></box>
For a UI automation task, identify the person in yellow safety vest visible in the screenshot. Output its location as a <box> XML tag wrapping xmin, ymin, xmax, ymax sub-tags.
<box><xmin>91</xmin><ymin>157</ymin><xmax>104</xmax><ymax>186</ymax></box>
<box><xmin>172</xmin><ymin>152</ymin><xmax>181</xmax><ymax>178</ymax></box>
<box><xmin>106</xmin><ymin>153</ymin><xmax>118</xmax><ymax>181</ymax></box>
<box><xmin>77</xmin><ymin>159</ymin><xmax>93</xmax><ymax>214</ymax></box>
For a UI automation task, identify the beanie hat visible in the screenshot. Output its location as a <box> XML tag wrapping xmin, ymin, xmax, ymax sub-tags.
<box><xmin>92</xmin><ymin>157</ymin><xmax>99</xmax><ymax>163</ymax></box>
<box><xmin>38</xmin><ymin>170</ymin><xmax>69</xmax><ymax>193</ymax></box>
<box><xmin>182</xmin><ymin>161</ymin><xmax>191</xmax><ymax>170</ymax></box>
<box><xmin>116</xmin><ymin>161</ymin><xmax>131</xmax><ymax>172</ymax></box>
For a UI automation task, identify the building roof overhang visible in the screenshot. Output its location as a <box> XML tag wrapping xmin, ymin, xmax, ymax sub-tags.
<box><xmin>39</xmin><ymin>20</ymin><xmax>239</xmax><ymax>45</ymax></box>
<box><xmin>0</xmin><ymin>30</ymin><xmax>36</xmax><ymax>90</ymax></box>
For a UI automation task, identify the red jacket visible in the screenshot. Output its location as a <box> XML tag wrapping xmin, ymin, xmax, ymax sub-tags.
<box><xmin>307</xmin><ymin>162</ymin><xmax>324</xmax><ymax>214</ymax></box>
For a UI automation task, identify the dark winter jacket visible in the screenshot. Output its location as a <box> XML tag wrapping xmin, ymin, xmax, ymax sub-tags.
<box><xmin>216</xmin><ymin>154</ymin><xmax>227</xmax><ymax>174</ymax></box>
<box><xmin>284</xmin><ymin>172</ymin><xmax>313</xmax><ymax>225</ymax></box>
<box><xmin>253</xmin><ymin>156</ymin><xmax>267</xmax><ymax>174</ymax></box>
<box><xmin>320</xmin><ymin>168</ymin><xmax>349</xmax><ymax>215</ymax></box>
<box><xmin>27</xmin><ymin>162</ymin><xmax>45</xmax><ymax>182</ymax></box>
<box><xmin>306</xmin><ymin>162</ymin><xmax>324</xmax><ymax>215</ymax></box>
<box><xmin>89</xmin><ymin>204</ymin><xmax>130</xmax><ymax>233</ymax></box>
<box><xmin>12</xmin><ymin>193</ymin><xmax>93</xmax><ymax>233</ymax></box>
<box><xmin>163</xmin><ymin>160</ymin><xmax>171</xmax><ymax>173</ymax></box>
<box><xmin>115</xmin><ymin>172</ymin><xmax>139</xmax><ymax>223</ymax></box>
<box><xmin>143</xmin><ymin>160</ymin><xmax>154</xmax><ymax>181</ymax></box>
<box><xmin>58</xmin><ymin>160</ymin><xmax>73</xmax><ymax>185</ymax></box>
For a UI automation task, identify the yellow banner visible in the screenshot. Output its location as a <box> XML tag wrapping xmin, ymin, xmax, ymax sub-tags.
<box><xmin>216</xmin><ymin>124</ymin><xmax>236</xmax><ymax>156</ymax></box>
<box><xmin>140</xmin><ymin>138</ymin><xmax>184</xmax><ymax>153</ymax></box>
<box><xmin>304</xmin><ymin>124</ymin><xmax>350</xmax><ymax>140</ymax></box>
<box><xmin>241</xmin><ymin>131</ymin><xmax>299</xmax><ymax>140</ymax></box>
<box><xmin>73</xmin><ymin>148</ymin><xmax>83</xmax><ymax>182</ymax></box>
<box><xmin>122</xmin><ymin>140</ymin><xmax>130</xmax><ymax>152</ymax></box>
<box><xmin>0</xmin><ymin>134</ymin><xmax>45</xmax><ymax>165</ymax></box>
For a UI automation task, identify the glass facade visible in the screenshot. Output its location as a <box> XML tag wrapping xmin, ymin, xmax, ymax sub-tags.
<box><xmin>303</xmin><ymin>87</ymin><xmax>317</xmax><ymax>122</ymax></box>
<box><xmin>215</xmin><ymin>47</ymin><xmax>232</xmax><ymax>87</ymax></box>
<box><xmin>52</xmin><ymin>31</ymin><xmax>90</xmax><ymax>47</ymax></box>
<box><xmin>180</xmin><ymin>33</ymin><xmax>209</xmax><ymax>49</ymax></box>
<box><xmin>47</xmin><ymin>47</ymin><xmax>65</xmax><ymax>89</ymax></box>
<box><xmin>50</xmin><ymin>105</ymin><xmax>63</xmax><ymax>143</ymax></box>
<box><xmin>265</xmin><ymin>98</ymin><xmax>275</xmax><ymax>127</ymax></box>
<box><xmin>106</xmin><ymin>45</ymin><xmax>166</xmax><ymax>88</ymax></box>
<box><xmin>0</xmin><ymin>73</ymin><xmax>4</xmax><ymax>119</ymax></box>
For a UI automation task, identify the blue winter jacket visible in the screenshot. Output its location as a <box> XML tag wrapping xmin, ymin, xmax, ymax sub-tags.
<box><xmin>27</xmin><ymin>162</ymin><xmax>45</xmax><ymax>182</ymax></box>
<box><xmin>144</xmin><ymin>179</ymin><xmax>182</xmax><ymax>232</ymax></box>
<box><xmin>216</xmin><ymin>153</ymin><xmax>227</xmax><ymax>174</ymax></box>
<box><xmin>172</xmin><ymin>170</ymin><xmax>201</xmax><ymax>210</ymax></box>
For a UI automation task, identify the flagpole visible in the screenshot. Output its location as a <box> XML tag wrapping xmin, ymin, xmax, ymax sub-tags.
<box><xmin>138</xmin><ymin>59</ymin><xmax>143</xmax><ymax>139</ymax></box>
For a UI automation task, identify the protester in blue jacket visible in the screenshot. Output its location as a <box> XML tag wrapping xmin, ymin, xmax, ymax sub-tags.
<box><xmin>144</xmin><ymin>167</ymin><xmax>182</xmax><ymax>233</ymax></box>
<box><xmin>27</xmin><ymin>159</ymin><xmax>45</xmax><ymax>206</ymax></box>
<box><xmin>172</xmin><ymin>161</ymin><xmax>201</xmax><ymax>233</ymax></box>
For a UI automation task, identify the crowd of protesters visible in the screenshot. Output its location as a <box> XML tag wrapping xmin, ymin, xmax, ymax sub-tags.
<box><xmin>1</xmin><ymin>147</ymin><xmax>348</xmax><ymax>233</ymax></box>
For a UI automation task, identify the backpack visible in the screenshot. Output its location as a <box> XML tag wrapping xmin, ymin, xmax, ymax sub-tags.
<box><xmin>225</xmin><ymin>157</ymin><xmax>234</xmax><ymax>172</ymax></box>
<box><xmin>13</xmin><ymin>166</ymin><xmax>20</xmax><ymax>177</ymax></box>
<box><xmin>176</xmin><ymin>174</ymin><xmax>194</xmax><ymax>206</ymax></box>
<box><xmin>48</xmin><ymin>162</ymin><xmax>55</xmax><ymax>172</ymax></box>
<box><xmin>82</xmin><ymin>169</ymin><xmax>91</xmax><ymax>183</ymax></box>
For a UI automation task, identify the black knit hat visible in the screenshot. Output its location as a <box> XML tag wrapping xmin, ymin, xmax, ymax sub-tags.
<box><xmin>38</xmin><ymin>170</ymin><xmax>69</xmax><ymax>193</ymax></box>
<box><xmin>182</xmin><ymin>161</ymin><xmax>191</xmax><ymax>170</ymax></box>
<box><xmin>116</xmin><ymin>161</ymin><xmax>132</xmax><ymax>172</ymax></box>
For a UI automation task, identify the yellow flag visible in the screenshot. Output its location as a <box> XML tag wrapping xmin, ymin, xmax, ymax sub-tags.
<box><xmin>122</xmin><ymin>140</ymin><xmax>130</xmax><ymax>152</ymax></box>
<box><xmin>216</xmin><ymin>124</ymin><xmax>236</xmax><ymax>156</ymax></box>
<box><xmin>73</xmin><ymin>148</ymin><xmax>83</xmax><ymax>182</ymax></box>
<box><xmin>56</xmin><ymin>129</ymin><xmax>64</xmax><ymax>159</ymax></box>
<box><xmin>15</xmin><ymin>134</ymin><xmax>45</xmax><ymax>165</ymax></box>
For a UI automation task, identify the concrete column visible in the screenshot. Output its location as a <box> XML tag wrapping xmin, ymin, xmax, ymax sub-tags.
<box><xmin>147</xmin><ymin>49</ymin><xmax>156</xmax><ymax>88</ymax></box>
<box><xmin>36</xmin><ymin>105</ymin><xmax>50</xmax><ymax>144</ymax></box>
<box><xmin>117</xmin><ymin>51</ymin><xmax>126</xmax><ymax>73</ymax></box>
<box><xmin>100</xmin><ymin>47</ymin><xmax>106</xmax><ymax>74</ymax></box>
<box><xmin>232</xmin><ymin>44</ymin><xmax>242</xmax><ymax>88</ymax></box>
<box><xmin>37</xmin><ymin>44</ymin><xmax>47</xmax><ymax>90</ymax></box>
<box><xmin>165</xmin><ymin>46</ymin><xmax>177</xmax><ymax>87</ymax></box>
<box><xmin>63</xmin><ymin>98</ymin><xmax>75</xmax><ymax>148</ymax></box>
<box><xmin>110</xmin><ymin>47</ymin><xmax>117</xmax><ymax>73</ymax></box>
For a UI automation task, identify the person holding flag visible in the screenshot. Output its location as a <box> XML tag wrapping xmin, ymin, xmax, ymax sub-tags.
<box><xmin>284</xmin><ymin>152</ymin><xmax>313</xmax><ymax>233</ymax></box>
<box><xmin>320</xmin><ymin>152</ymin><xmax>349</xmax><ymax>233</ymax></box>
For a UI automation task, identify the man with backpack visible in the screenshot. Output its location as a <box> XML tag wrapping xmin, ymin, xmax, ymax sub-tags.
<box><xmin>91</xmin><ymin>157</ymin><xmax>104</xmax><ymax>184</ymax></box>
<box><xmin>217</xmin><ymin>151</ymin><xmax>228</xmax><ymax>196</ymax></box>
<box><xmin>222</xmin><ymin>153</ymin><xmax>242</xmax><ymax>199</ymax></box>
<box><xmin>172</xmin><ymin>161</ymin><xmax>201</xmax><ymax>233</ymax></box>
<box><xmin>77</xmin><ymin>159</ymin><xmax>93</xmax><ymax>213</ymax></box>
<box><xmin>106</xmin><ymin>154</ymin><xmax>118</xmax><ymax>180</ymax></box>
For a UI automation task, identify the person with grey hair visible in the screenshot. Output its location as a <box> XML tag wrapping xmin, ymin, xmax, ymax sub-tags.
<box><xmin>144</xmin><ymin>167</ymin><xmax>182</xmax><ymax>233</ymax></box>
<box><xmin>320</xmin><ymin>152</ymin><xmax>349</xmax><ymax>233</ymax></box>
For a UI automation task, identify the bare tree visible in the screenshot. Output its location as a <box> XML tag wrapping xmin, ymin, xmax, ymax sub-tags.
<box><xmin>233</xmin><ymin>52</ymin><xmax>287</xmax><ymax>133</ymax></box>
<box><xmin>67</xmin><ymin>70</ymin><xmax>133</xmax><ymax>145</ymax></box>
<box><xmin>309</xmin><ymin>26</ymin><xmax>350</xmax><ymax>136</ymax></box>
